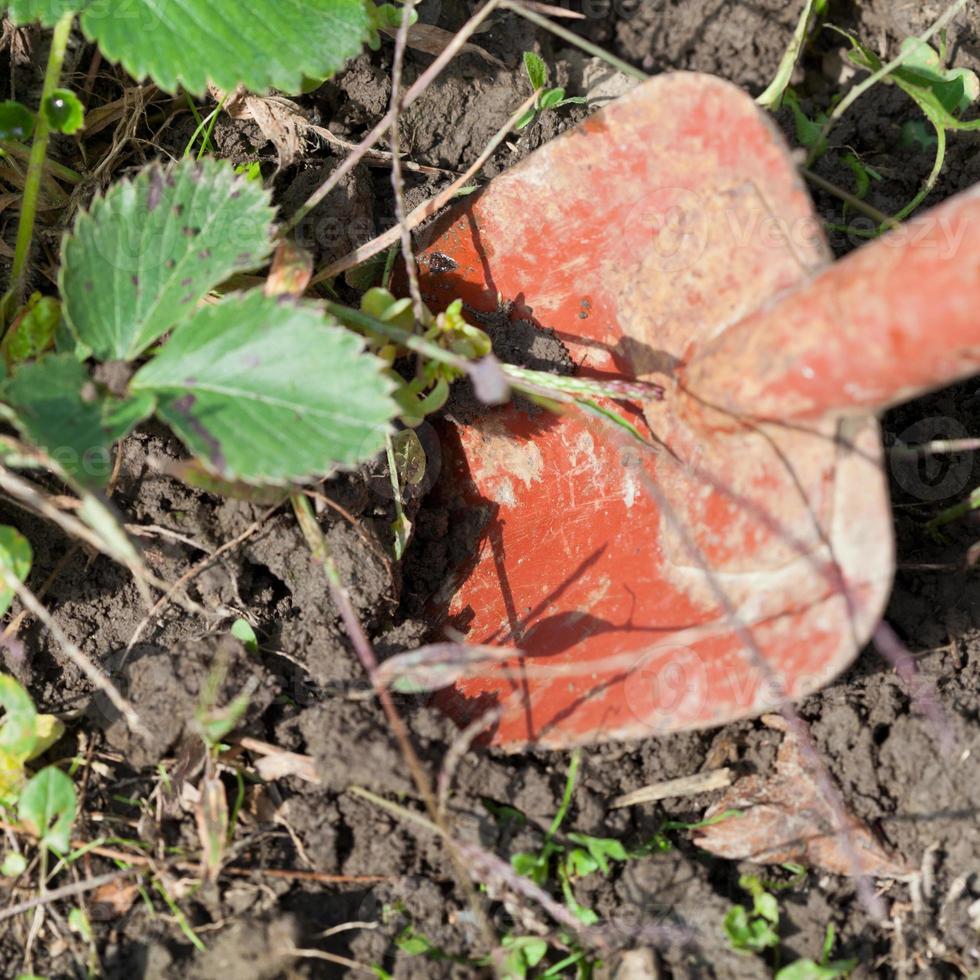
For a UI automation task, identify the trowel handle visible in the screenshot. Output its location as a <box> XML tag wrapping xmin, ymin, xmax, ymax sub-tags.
<box><xmin>682</xmin><ymin>187</ymin><xmax>980</xmax><ymax>425</ymax></box>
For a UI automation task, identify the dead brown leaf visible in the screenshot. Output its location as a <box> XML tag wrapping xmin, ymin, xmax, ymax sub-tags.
<box><xmin>380</xmin><ymin>23</ymin><xmax>505</xmax><ymax>68</ymax></box>
<box><xmin>88</xmin><ymin>879</ymin><xmax>140</xmax><ymax>921</ymax></box>
<box><xmin>212</xmin><ymin>85</ymin><xmax>306</xmax><ymax>170</ymax></box>
<box><xmin>195</xmin><ymin>768</ymin><xmax>228</xmax><ymax>885</ymax></box>
<box><xmin>693</xmin><ymin>714</ymin><xmax>914</xmax><ymax>879</ymax></box>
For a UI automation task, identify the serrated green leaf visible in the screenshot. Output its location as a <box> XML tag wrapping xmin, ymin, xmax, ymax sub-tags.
<box><xmin>0</xmin><ymin>100</ymin><xmax>35</xmax><ymax>140</ymax></box>
<box><xmin>523</xmin><ymin>51</ymin><xmax>547</xmax><ymax>90</ymax></box>
<box><xmin>18</xmin><ymin>765</ymin><xmax>76</xmax><ymax>853</ymax></box>
<box><xmin>61</xmin><ymin>158</ymin><xmax>275</xmax><ymax>360</ymax></box>
<box><xmin>6</xmin><ymin>0</ymin><xmax>77</xmax><ymax>26</ymax></box>
<box><xmin>42</xmin><ymin>88</ymin><xmax>84</xmax><ymax>134</ymax></box>
<box><xmin>132</xmin><ymin>293</ymin><xmax>396</xmax><ymax>485</ymax></box>
<box><xmin>3</xmin><ymin>354</ymin><xmax>155</xmax><ymax>484</ymax></box>
<box><xmin>10</xmin><ymin>0</ymin><xmax>370</xmax><ymax>96</ymax></box>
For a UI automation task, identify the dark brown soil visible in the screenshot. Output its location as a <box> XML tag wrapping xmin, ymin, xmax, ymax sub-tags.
<box><xmin>3</xmin><ymin>1</ymin><xmax>980</xmax><ymax>978</ymax></box>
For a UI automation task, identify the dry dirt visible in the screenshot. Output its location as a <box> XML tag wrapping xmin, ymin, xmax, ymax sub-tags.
<box><xmin>2</xmin><ymin>1</ymin><xmax>980</xmax><ymax>978</ymax></box>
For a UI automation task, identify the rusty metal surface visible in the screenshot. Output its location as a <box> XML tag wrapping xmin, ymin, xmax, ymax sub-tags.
<box><xmin>413</xmin><ymin>73</ymin><xmax>911</xmax><ymax>749</ymax></box>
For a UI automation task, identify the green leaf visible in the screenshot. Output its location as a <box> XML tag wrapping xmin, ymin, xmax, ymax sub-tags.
<box><xmin>842</xmin><ymin>31</ymin><xmax>980</xmax><ymax>132</ymax></box>
<box><xmin>196</xmin><ymin>690</ymin><xmax>250</xmax><ymax>746</ymax></box>
<box><xmin>0</xmin><ymin>674</ymin><xmax>39</xmax><ymax>760</ymax></box>
<box><xmin>901</xmin><ymin>119</ymin><xmax>938</xmax><ymax>149</ymax></box>
<box><xmin>539</xmin><ymin>87</ymin><xmax>566</xmax><ymax>109</ymax></box>
<box><xmin>132</xmin><ymin>293</ymin><xmax>396</xmax><ymax>485</ymax></box>
<box><xmin>783</xmin><ymin>90</ymin><xmax>827</xmax><ymax>155</ymax></box>
<box><xmin>566</xmin><ymin>832</ymin><xmax>628</xmax><ymax>875</ymax></box>
<box><xmin>724</xmin><ymin>904</ymin><xmax>780</xmax><ymax>953</ymax></box>
<box><xmin>514</xmin><ymin>107</ymin><xmax>537</xmax><ymax>131</ymax></box>
<box><xmin>2</xmin><ymin>293</ymin><xmax>60</xmax><ymax>367</ymax></box>
<box><xmin>230</xmin><ymin>618</ymin><xmax>258</xmax><ymax>653</ymax></box>
<box><xmin>1</xmin><ymin>851</ymin><xmax>27</xmax><ymax>876</ymax></box>
<box><xmin>68</xmin><ymin>906</ymin><xmax>93</xmax><ymax>941</ymax></box>
<box><xmin>3</xmin><ymin>354</ymin><xmax>155</xmax><ymax>484</ymax></box>
<box><xmin>565</xmin><ymin>847</ymin><xmax>599</xmax><ymax>876</ymax></box>
<box><xmin>61</xmin><ymin>158</ymin><xmax>275</xmax><ymax>360</ymax></box>
<box><xmin>396</xmin><ymin>926</ymin><xmax>436</xmax><ymax>956</ymax></box>
<box><xmin>10</xmin><ymin>0</ymin><xmax>371</xmax><ymax>96</ymax></box>
<box><xmin>18</xmin><ymin>765</ymin><xmax>76</xmax><ymax>854</ymax></box>
<box><xmin>776</xmin><ymin>959</ymin><xmax>857</xmax><ymax>980</ymax></box>
<box><xmin>42</xmin><ymin>88</ymin><xmax>84</xmax><ymax>134</ymax></box>
<box><xmin>0</xmin><ymin>100</ymin><xmax>35</xmax><ymax>140</ymax></box>
<box><xmin>511</xmin><ymin>850</ymin><xmax>549</xmax><ymax>886</ymax></box>
<box><xmin>523</xmin><ymin>51</ymin><xmax>547</xmax><ymax>90</ymax></box>
<box><xmin>0</xmin><ymin>528</ymin><xmax>32</xmax><ymax>620</ymax></box>
<box><xmin>6</xmin><ymin>0</ymin><xmax>78</xmax><ymax>24</ymax></box>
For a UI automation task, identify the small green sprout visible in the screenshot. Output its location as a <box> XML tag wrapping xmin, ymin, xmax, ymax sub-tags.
<box><xmin>516</xmin><ymin>52</ymin><xmax>587</xmax><ymax>131</ymax></box>
<box><xmin>0</xmin><ymin>100</ymin><xmax>35</xmax><ymax>141</ymax></box>
<box><xmin>230</xmin><ymin>618</ymin><xmax>259</xmax><ymax>654</ymax></box>
<box><xmin>724</xmin><ymin>875</ymin><xmax>856</xmax><ymax>978</ymax></box>
<box><xmin>42</xmin><ymin>88</ymin><xmax>84</xmax><ymax>135</ymax></box>
<box><xmin>832</xmin><ymin>28</ymin><xmax>980</xmax><ymax>226</ymax></box>
<box><xmin>724</xmin><ymin>873</ymin><xmax>781</xmax><ymax>953</ymax></box>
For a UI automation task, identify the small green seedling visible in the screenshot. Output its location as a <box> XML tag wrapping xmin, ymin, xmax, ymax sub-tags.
<box><xmin>834</xmin><ymin>29</ymin><xmax>980</xmax><ymax>225</ymax></box>
<box><xmin>724</xmin><ymin>874</ymin><xmax>781</xmax><ymax>953</ymax></box>
<box><xmin>230</xmin><ymin>618</ymin><xmax>259</xmax><ymax>654</ymax></box>
<box><xmin>774</xmin><ymin>924</ymin><xmax>857</xmax><ymax>980</ymax></box>
<box><xmin>0</xmin><ymin>671</ymin><xmax>76</xmax><ymax>858</ymax></box>
<box><xmin>42</xmin><ymin>88</ymin><xmax>84</xmax><ymax>135</ymax></box>
<box><xmin>782</xmin><ymin>90</ymin><xmax>829</xmax><ymax>158</ymax></box>
<box><xmin>366</xmin><ymin>1</ymin><xmax>418</xmax><ymax>50</ymax></box>
<box><xmin>724</xmin><ymin>874</ymin><xmax>856</xmax><ymax>978</ymax></box>
<box><xmin>516</xmin><ymin>52</ymin><xmax>586</xmax><ymax>131</ymax></box>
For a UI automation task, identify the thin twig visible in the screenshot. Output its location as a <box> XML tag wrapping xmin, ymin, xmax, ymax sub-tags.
<box><xmin>290</xmin><ymin>495</ymin><xmax>499</xmax><ymax>961</ymax></box>
<box><xmin>499</xmin><ymin>0</ymin><xmax>646</xmax><ymax>80</ymax></box>
<box><xmin>120</xmin><ymin>502</ymin><xmax>282</xmax><ymax>664</ymax></box>
<box><xmin>4</xmin><ymin>574</ymin><xmax>149</xmax><ymax>740</ymax></box>
<box><xmin>0</xmin><ymin>869</ymin><xmax>142</xmax><ymax>923</ymax></box>
<box><xmin>0</xmin><ymin>466</ymin><xmax>157</xmax><ymax>592</ymax></box>
<box><xmin>291</xmin><ymin>947</ymin><xmax>377</xmax><ymax>974</ymax></box>
<box><xmin>810</xmin><ymin>0</ymin><xmax>971</xmax><ymax>163</ymax></box>
<box><xmin>801</xmin><ymin>168</ymin><xmax>900</xmax><ymax>230</ymax></box>
<box><xmin>388</xmin><ymin>0</ymin><xmax>426</xmax><ymax>324</ymax></box>
<box><xmin>280</xmin><ymin>0</ymin><xmax>502</xmax><ymax>237</ymax></box>
<box><xmin>311</xmin><ymin>88</ymin><xmax>539</xmax><ymax>285</ymax></box>
<box><xmin>437</xmin><ymin>707</ymin><xmax>502</xmax><ymax>818</ymax></box>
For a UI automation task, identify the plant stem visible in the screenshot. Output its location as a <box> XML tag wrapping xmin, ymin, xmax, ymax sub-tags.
<box><xmin>281</xmin><ymin>0</ymin><xmax>502</xmax><ymax>237</ymax></box>
<box><xmin>756</xmin><ymin>0</ymin><xmax>820</xmax><ymax>110</ymax></box>
<box><xmin>809</xmin><ymin>0</ymin><xmax>970</xmax><ymax>164</ymax></box>
<box><xmin>499</xmin><ymin>0</ymin><xmax>647</xmax><ymax>81</ymax></box>
<box><xmin>0</xmin><ymin>139</ymin><xmax>83</xmax><ymax>183</ymax></box>
<box><xmin>310</xmin><ymin>88</ymin><xmax>539</xmax><ymax>286</ymax></box>
<box><xmin>289</xmin><ymin>493</ymin><xmax>500</xmax><ymax>963</ymax></box>
<box><xmin>3</xmin><ymin>11</ymin><xmax>75</xmax><ymax>323</ymax></box>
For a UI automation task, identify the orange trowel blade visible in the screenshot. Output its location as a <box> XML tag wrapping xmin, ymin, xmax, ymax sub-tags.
<box><xmin>413</xmin><ymin>72</ymin><xmax>897</xmax><ymax>749</ymax></box>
